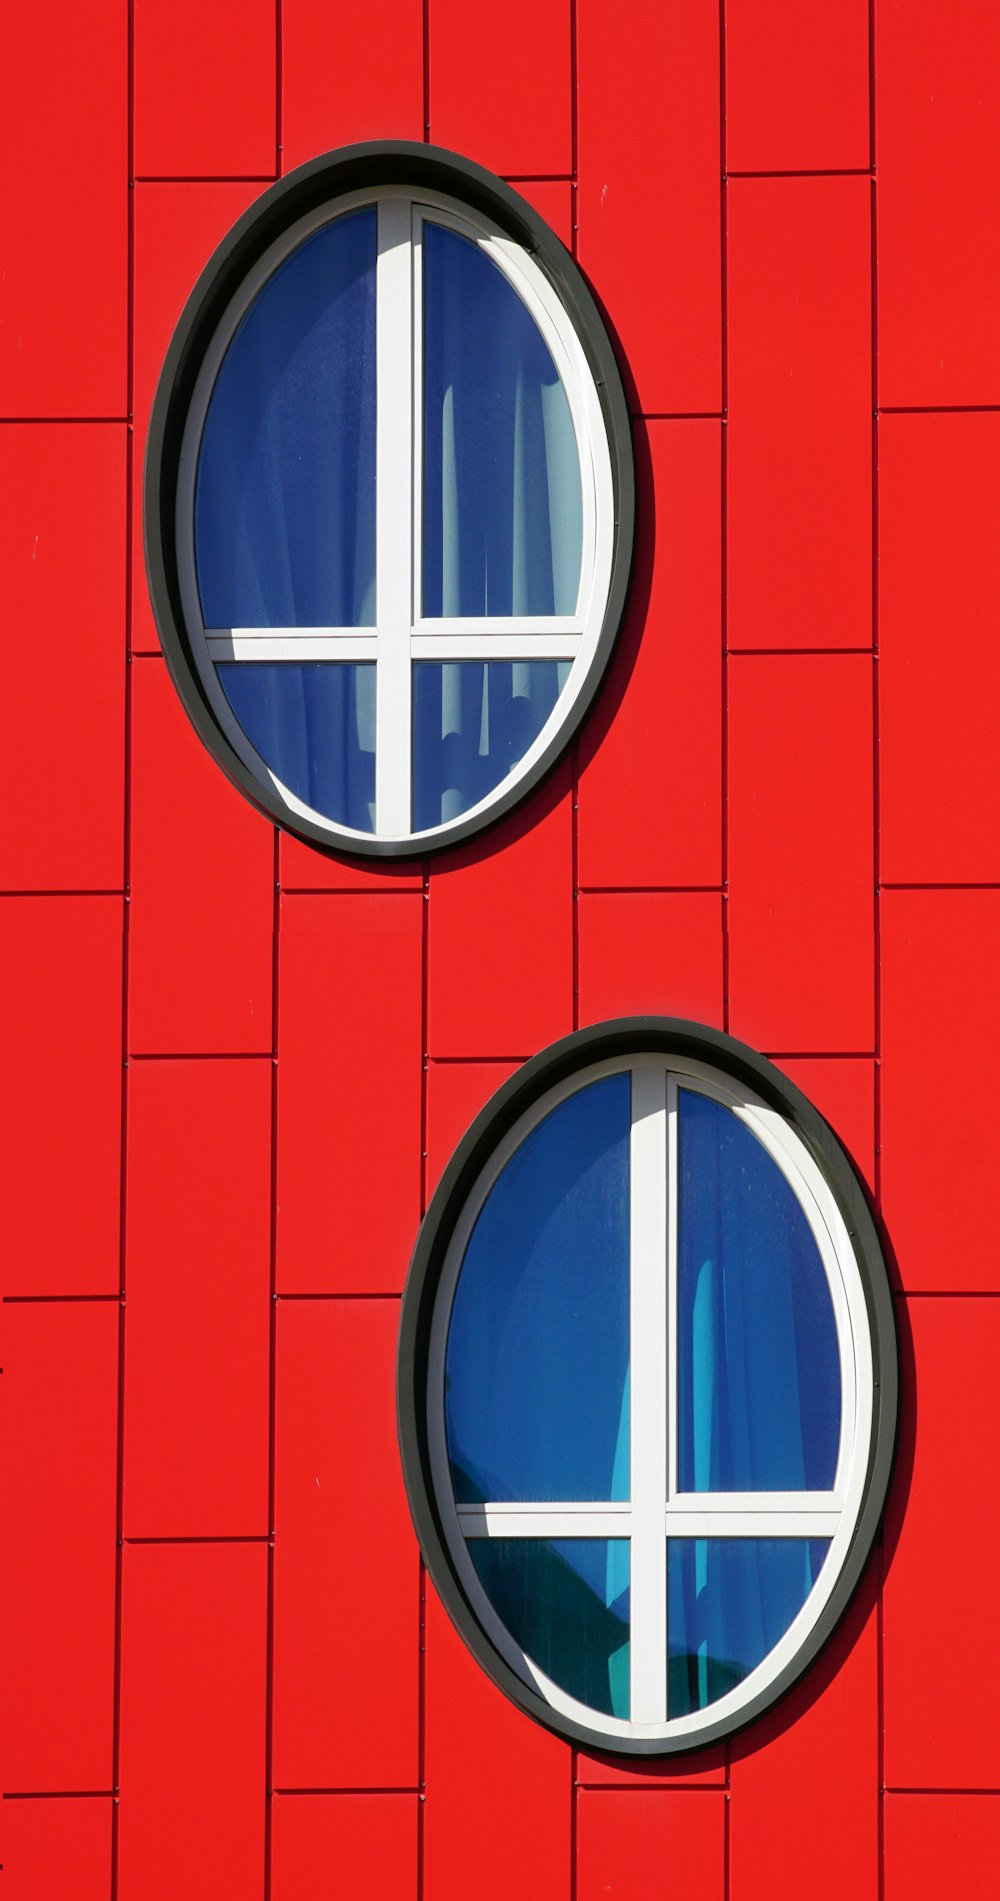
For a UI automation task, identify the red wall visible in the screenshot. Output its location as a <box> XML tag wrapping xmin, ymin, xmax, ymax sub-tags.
<box><xmin>4</xmin><ymin>1</ymin><xmax>999</xmax><ymax>1894</ymax></box>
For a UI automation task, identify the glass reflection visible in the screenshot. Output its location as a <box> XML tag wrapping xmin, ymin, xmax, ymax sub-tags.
<box><xmin>412</xmin><ymin>659</ymin><xmax>570</xmax><ymax>829</ymax></box>
<box><xmin>197</xmin><ymin>209</ymin><xmax>377</xmax><ymax>629</ymax></box>
<box><xmin>677</xmin><ymin>1090</ymin><xmax>841</xmax><ymax>1493</ymax></box>
<box><xmin>217</xmin><ymin>662</ymin><xmax>375</xmax><ymax>831</ymax></box>
<box><xmin>423</xmin><ymin>222</ymin><xmax>582</xmax><ymax>617</ymax></box>
<box><xmin>470</xmin><ymin>1538</ymin><xmax>630</xmax><ymax>1718</ymax></box>
<box><xmin>668</xmin><ymin>1538</ymin><xmax>829</xmax><ymax>1716</ymax></box>
<box><xmin>446</xmin><ymin>1074</ymin><xmax>631</xmax><ymax>1503</ymax></box>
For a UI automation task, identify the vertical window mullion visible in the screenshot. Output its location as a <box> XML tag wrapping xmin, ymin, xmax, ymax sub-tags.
<box><xmin>374</xmin><ymin>195</ymin><xmax>414</xmax><ymax>835</ymax></box>
<box><xmin>629</xmin><ymin>1064</ymin><xmax>669</xmax><ymax>1726</ymax></box>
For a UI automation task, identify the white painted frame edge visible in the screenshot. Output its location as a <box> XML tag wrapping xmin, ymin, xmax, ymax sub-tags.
<box><xmin>177</xmin><ymin>185</ymin><xmax>616</xmax><ymax>847</ymax></box>
<box><xmin>426</xmin><ymin>1053</ymin><xmax>875</xmax><ymax>1743</ymax></box>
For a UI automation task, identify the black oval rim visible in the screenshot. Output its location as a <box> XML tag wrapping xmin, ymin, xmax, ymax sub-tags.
<box><xmin>144</xmin><ymin>140</ymin><xmax>636</xmax><ymax>860</ymax></box>
<box><xmin>396</xmin><ymin>1016</ymin><xmax>898</xmax><ymax>1756</ymax></box>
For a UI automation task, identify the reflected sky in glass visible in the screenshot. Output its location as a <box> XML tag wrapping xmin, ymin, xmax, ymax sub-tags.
<box><xmin>412</xmin><ymin>659</ymin><xmax>569</xmax><ymax>829</ymax></box>
<box><xmin>668</xmin><ymin>1538</ymin><xmax>829</xmax><ymax>1716</ymax></box>
<box><xmin>677</xmin><ymin>1091</ymin><xmax>841</xmax><ymax>1493</ymax></box>
<box><xmin>423</xmin><ymin>221</ymin><xmax>582</xmax><ymax>618</ymax></box>
<box><xmin>446</xmin><ymin>1074</ymin><xmax>631</xmax><ymax>1503</ymax></box>
<box><xmin>217</xmin><ymin>662</ymin><xmax>375</xmax><ymax>831</ymax></box>
<box><xmin>197</xmin><ymin>210</ymin><xmax>377</xmax><ymax>630</ymax></box>
<box><xmin>470</xmin><ymin>1538</ymin><xmax>630</xmax><ymax>1718</ymax></box>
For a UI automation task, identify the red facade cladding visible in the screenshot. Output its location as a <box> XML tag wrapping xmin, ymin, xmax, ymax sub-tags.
<box><xmin>3</xmin><ymin>1</ymin><xmax>998</xmax><ymax>1895</ymax></box>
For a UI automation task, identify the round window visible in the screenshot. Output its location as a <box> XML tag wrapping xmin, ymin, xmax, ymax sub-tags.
<box><xmin>145</xmin><ymin>142</ymin><xmax>634</xmax><ymax>857</ymax></box>
<box><xmin>397</xmin><ymin>1020</ymin><xmax>897</xmax><ymax>1754</ymax></box>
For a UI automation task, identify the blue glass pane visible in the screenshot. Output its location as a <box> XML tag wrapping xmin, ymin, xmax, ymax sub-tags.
<box><xmin>668</xmin><ymin>1539</ymin><xmax>829</xmax><ymax>1716</ymax></box>
<box><xmin>217</xmin><ymin>663</ymin><xmax>375</xmax><ymax>831</ymax></box>
<box><xmin>470</xmin><ymin>1539</ymin><xmax>630</xmax><ymax>1718</ymax></box>
<box><xmin>196</xmin><ymin>209</ymin><xmax>376</xmax><ymax>629</ymax></box>
<box><xmin>412</xmin><ymin>660</ymin><xmax>570</xmax><ymax>829</ymax></box>
<box><xmin>446</xmin><ymin>1074</ymin><xmax>630</xmax><ymax>1503</ymax></box>
<box><xmin>677</xmin><ymin>1091</ymin><xmax>841</xmax><ymax>1493</ymax></box>
<box><xmin>423</xmin><ymin>222</ymin><xmax>583</xmax><ymax>617</ymax></box>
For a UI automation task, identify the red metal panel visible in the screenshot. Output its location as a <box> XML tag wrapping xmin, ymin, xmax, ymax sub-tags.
<box><xmin>272</xmin><ymin>1299</ymin><xmax>420</xmax><ymax>1787</ymax></box>
<box><xmin>885</xmin><ymin>1795</ymin><xmax>1000</xmax><ymax>1899</ymax></box>
<box><xmin>271</xmin><ymin>1793</ymin><xmax>419</xmax><ymax>1897</ymax></box>
<box><xmin>423</xmin><ymin>1583</ymin><xmax>571</xmax><ymax>1898</ymax></box>
<box><xmin>510</xmin><ymin>181</ymin><xmax>574</xmax><ymax>253</ymax></box>
<box><xmin>727</xmin><ymin>654</ymin><xmax>874</xmax><ymax>1053</ymax></box>
<box><xmin>4</xmin><ymin>1303</ymin><xmax>118</xmax><ymax>1791</ymax></box>
<box><xmin>881</xmin><ymin>890</ymin><xmax>1000</xmax><ymax>1293</ymax></box>
<box><xmin>774</xmin><ymin>1057</ymin><xmax>876</xmax><ymax>1196</ymax></box>
<box><xmin>134</xmin><ymin>0</ymin><xmax>276</xmax><ymax>179</ymax></box>
<box><xmin>576</xmin><ymin>1789</ymin><xmax>726</xmax><ymax>1900</ymax></box>
<box><xmin>3</xmin><ymin>896</ymin><xmax>122</xmax><ymax>1296</ymax></box>
<box><xmin>277</xmin><ymin>892</ymin><xmax>423</xmax><ymax>1292</ymax></box>
<box><xmin>578</xmin><ymin>893</ymin><xmax>724</xmax><ymax>1031</ymax></box>
<box><xmin>0</xmin><ymin>0</ymin><xmax>127</xmax><ymax>415</ymax></box>
<box><xmin>877</xmin><ymin>0</ymin><xmax>1000</xmax><ymax>406</ymax></box>
<box><xmin>132</xmin><ymin>182</ymin><xmax>265</xmax><ymax>654</ymax></box>
<box><xmin>128</xmin><ymin>658</ymin><xmax>274</xmax><ymax>1054</ymax></box>
<box><xmin>883</xmin><ymin>1297</ymin><xmax>1000</xmax><ymax>1786</ymax></box>
<box><xmin>118</xmin><ymin>1542</ymin><xmax>267</xmax><ymax>1898</ymax></box>
<box><xmin>429</xmin><ymin>0</ymin><xmax>571</xmax><ymax>179</ymax></box>
<box><xmin>730</xmin><ymin>1585</ymin><xmax>878</xmax><ymax>1900</ymax></box>
<box><xmin>426</xmin><ymin>1060</ymin><xmax>519</xmax><ymax>1200</ymax></box>
<box><xmin>280</xmin><ymin>0</ymin><xmax>423</xmax><ymax>174</ymax></box>
<box><xmin>879</xmin><ymin>413</ymin><xmax>1000</xmax><ymax>884</ymax></box>
<box><xmin>1</xmin><ymin>424</ymin><xmax>125</xmax><ymax>892</ymax></box>
<box><xmin>428</xmin><ymin>766</ymin><xmax>573</xmax><ymax>1057</ymax></box>
<box><xmin>727</xmin><ymin>176</ymin><xmax>871</xmax><ymax>653</ymax></box>
<box><xmin>577</xmin><ymin>0</ymin><xmax>720</xmax><ymax>415</ymax></box>
<box><xmin>578</xmin><ymin>421</ymin><xmax>722</xmax><ymax>890</ymax></box>
<box><xmin>280</xmin><ymin>832</ymin><xmax>423</xmax><ymax>892</ymax></box>
<box><xmin>3</xmin><ymin>1798</ymin><xmax>113</xmax><ymax>1901</ymax></box>
<box><xmin>123</xmin><ymin>1059</ymin><xmax>271</xmax><ymax>1537</ymax></box>
<box><xmin>725</xmin><ymin>0</ymin><xmax>870</xmax><ymax>173</ymax></box>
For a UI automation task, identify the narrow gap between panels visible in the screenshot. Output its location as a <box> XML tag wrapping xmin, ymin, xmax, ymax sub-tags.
<box><xmin>0</xmin><ymin>889</ymin><xmax>127</xmax><ymax>898</ymax></box>
<box><xmin>123</xmin><ymin>1534</ymin><xmax>272</xmax><ymax>1545</ymax></box>
<box><xmin>111</xmin><ymin>3</ymin><xmax>136</xmax><ymax>1888</ymax></box>
<box><xmin>4</xmin><ymin>1791</ymin><xmax>115</xmax><ymax>1801</ymax></box>
<box><xmin>0</xmin><ymin>416</ymin><xmax>130</xmax><ymax>425</ymax></box>
<box><xmin>3</xmin><ymin>1293</ymin><xmax>123</xmax><ymax>1305</ymax></box>
<box><xmin>264</xmin><ymin>825</ymin><xmax>280</xmax><ymax>1901</ymax></box>
<box><xmin>132</xmin><ymin>173</ymin><xmax>279</xmax><ymax>184</ymax></box>
<box><xmin>725</xmin><ymin>166</ymin><xmax>873</xmax><ymax>179</ymax></box>
<box><xmin>719</xmin><ymin>0</ymin><xmax>730</xmax><ymax>1048</ymax></box>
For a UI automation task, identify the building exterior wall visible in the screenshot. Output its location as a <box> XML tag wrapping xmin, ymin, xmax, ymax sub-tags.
<box><xmin>3</xmin><ymin>0</ymin><xmax>998</xmax><ymax>1894</ymax></box>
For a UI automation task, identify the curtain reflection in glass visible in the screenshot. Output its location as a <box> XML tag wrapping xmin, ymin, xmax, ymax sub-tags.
<box><xmin>412</xmin><ymin>659</ymin><xmax>570</xmax><ymax>828</ymax></box>
<box><xmin>423</xmin><ymin>222</ymin><xmax>583</xmax><ymax>618</ymax></box>
<box><xmin>217</xmin><ymin>662</ymin><xmax>375</xmax><ymax>831</ymax></box>
<box><xmin>677</xmin><ymin>1091</ymin><xmax>841</xmax><ymax>1494</ymax></box>
<box><xmin>446</xmin><ymin>1075</ymin><xmax>631</xmax><ymax>1504</ymax></box>
<box><xmin>668</xmin><ymin>1539</ymin><xmax>828</xmax><ymax>1716</ymax></box>
<box><xmin>196</xmin><ymin>210</ymin><xmax>377</xmax><ymax>629</ymax></box>
<box><xmin>470</xmin><ymin>1539</ymin><xmax>630</xmax><ymax>1718</ymax></box>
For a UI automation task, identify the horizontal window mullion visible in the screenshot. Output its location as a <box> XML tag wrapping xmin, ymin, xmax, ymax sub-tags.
<box><xmin>207</xmin><ymin>632</ymin><xmax>378</xmax><ymax>662</ymax></box>
<box><xmin>412</xmin><ymin>634</ymin><xmax>581</xmax><ymax>661</ymax></box>
<box><xmin>664</xmin><ymin>1510</ymin><xmax>841</xmax><ymax>1539</ymax></box>
<box><xmin>668</xmin><ymin>1492</ymin><xmax>843</xmax><ymax>1515</ymax></box>
<box><xmin>415</xmin><ymin>616</ymin><xmax>583</xmax><ymax>639</ymax></box>
<box><xmin>458</xmin><ymin>1505</ymin><xmax>630</xmax><ymax>1539</ymax></box>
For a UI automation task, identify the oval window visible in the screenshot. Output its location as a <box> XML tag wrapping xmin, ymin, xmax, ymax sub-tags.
<box><xmin>398</xmin><ymin>1021</ymin><xmax>897</xmax><ymax>1754</ymax></box>
<box><xmin>145</xmin><ymin>144</ymin><xmax>634</xmax><ymax>857</ymax></box>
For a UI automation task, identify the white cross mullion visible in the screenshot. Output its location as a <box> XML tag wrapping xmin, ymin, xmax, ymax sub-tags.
<box><xmin>629</xmin><ymin>1065</ymin><xmax>669</xmax><ymax>1725</ymax></box>
<box><xmin>374</xmin><ymin>196</ymin><xmax>415</xmax><ymax>837</ymax></box>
